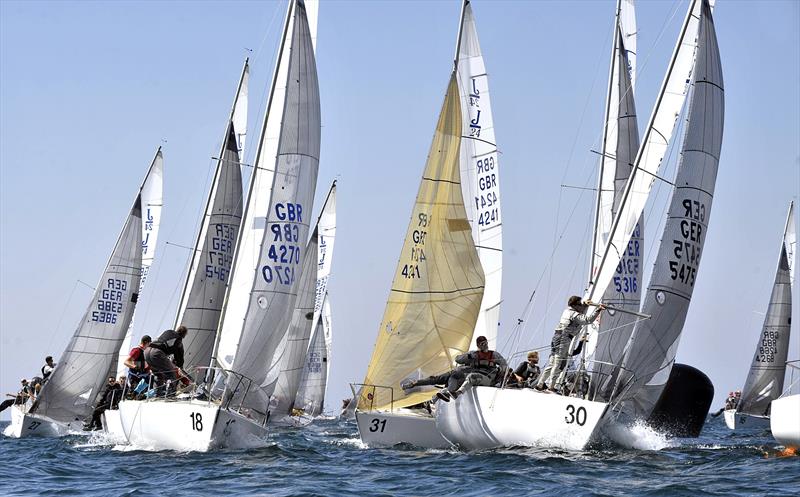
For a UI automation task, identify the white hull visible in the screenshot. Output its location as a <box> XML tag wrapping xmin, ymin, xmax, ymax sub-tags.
<box><xmin>101</xmin><ymin>409</ymin><xmax>126</xmax><ymax>442</ymax></box>
<box><xmin>356</xmin><ymin>409</ymin><xmax>450</xmax><ymax>449</ymax></box>
<box><xmin>118</xmin><ymin>399</ymin><xmax>268</xmax><ymax>451</ymax></box>
<box><xmin>723</xmin><ymin>409</ymin><xmax>770</xmax><ymax>430</ymax></box>
<box><xmin>3</xmin><ymin>405</ymin><xmax>73</xmax><ymax>438</ymax></box>
<box><xmin>770</xmin><ymin>394</ymin><xmax>800</xmax><ymax>448</ymax></box>
<box><xmin>435</xmin><ymin>386</ymin><xmax>608</xmax><ymax>451</ymax></box>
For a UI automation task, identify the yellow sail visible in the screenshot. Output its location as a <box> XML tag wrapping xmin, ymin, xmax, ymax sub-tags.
<box><xmin>359</xmin><ymin>74</ymin><xmax>485</xmax><ymax>411</ymax></box>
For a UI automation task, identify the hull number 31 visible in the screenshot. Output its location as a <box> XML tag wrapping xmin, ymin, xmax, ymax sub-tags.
<box><xmin>369</xmin><ymin>418</ymin><xmax>387</xmax><ymax>432</ymax></box>
<box><xmin>565</xmin><ymin>405</ymin><xmax>587</xmax><ymax>426</ymax></box>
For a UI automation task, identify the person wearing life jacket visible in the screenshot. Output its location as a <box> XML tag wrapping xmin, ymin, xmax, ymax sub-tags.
<box><xmin>144</xmin><ymin>326</ymin><xmax>188</xmax><ymax>394</ymax></box>
<box><xmin>41</xmin><ymin>356</ymin><xmax>56</xmax><ymax>383</ymax></box>
<box><xmin>124</xmin><ymin>335</ymin><xmax>151</xmax><ymax>390</ymax></box>
<box><xmin>536</xmin><ymin>296</ymin><xmax>604</xmax><ymax>393</ymax></box>
<box><xmin>442</xmin><ymin>336</ymin><xmax>507</xmax><ymax>401</ymax></box>
<box><xmin>514</xmin><ymin>351</ymin><xmax>541</xmax><ymax>387</ymax></box>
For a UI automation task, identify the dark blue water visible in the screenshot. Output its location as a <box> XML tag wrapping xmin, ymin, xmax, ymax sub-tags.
<box><xmin>1</xmin><ymin>418</ymin><xmax>797</xmax><ymax>496</ymax></box>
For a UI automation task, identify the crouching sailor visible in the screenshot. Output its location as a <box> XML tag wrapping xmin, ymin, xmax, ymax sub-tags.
<box><xmin>145</xmin><ymin>326</ymin><xmax>187</xmax><ymax>395</ymax></box>
<box><xmin>536</xmin><ymin>296</ymin><xmax>604</xmax><ymax>393</ymax></box>
<box><xmin>442</xmin><ymin>336</ymin><xmax>508</xmax><ymax>402</ymax></box>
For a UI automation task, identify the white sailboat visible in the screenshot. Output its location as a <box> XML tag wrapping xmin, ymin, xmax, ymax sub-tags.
<box><xmin>119</xmin><ymin>0</ymin><xmax>320</xmax><ymax>452</ymax></box>
<box><xmin>436</xmin><ymin>0</ymin><xmax>723</xmax><ymax>450</ymax></box>
<box><xmin>293</xmin><ymin>293</ymin><xmax>333</xmax><ymax>418</ymax></box>
<box><xmin>270</xmin><ymin>182</ymin><xmax>336</xmax><ymax>425</ymax></box>
<box><xmin>354</xmin><ymin>0</ymin><xmax>497</xmax><ymax>449</ymax></box>
<box><xmin>5</xmin><ymin>152</ymin><xmax>160</xmax><ymax>438</ymax></box>
<box><xmin>770</xmin><ymin>361</ymin><xmax>800</xmax><ymax>449</ymax></box>
<box><xmin>726</xmin><ymin>202</ymin><xmax>795</xmax><ymax>430</ymax></box>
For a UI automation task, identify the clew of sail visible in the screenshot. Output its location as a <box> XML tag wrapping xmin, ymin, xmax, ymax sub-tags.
<box><xmin>223</xmin><ymin>0</ymin><xmax>320</xmax><ymax>420</ymax></box>
<box><xmin>215</xmin><ymin>0</ymin><xmax>318</xmax><ymax>372</ymax></box>
<box><xmin>614</xmin><ymin>0</ymin><xmax>724</xmax><ymax>417</ymax></box>
<box><xmin>587</xmin><ymin>0</ymin><xmax>642</xmax><ymax>400</ymax></box>
<box><xmin>34</xmin><ymin>195</ymin><xmax>144</xmax><ymax>425</ymax></box>
<box><xmin>270</xmin><ymin>182</ymin><xmax>336</xmax><ymax>416</ymax></box>
<box><xmin>738</xmin><ymin>202</ymin><xmax>795</xmax><ymax>417</ymax></box>
<box><xmin>177</xmin><ymin>61</ymin><xmax>248</xmax><ymax>372</ymax></box>
<box><xmin>359</xmin><ymin>74</ymin><xmax>485</xmax><ymax>412</ymax></box>
<box><xmin>115</xmin><ymin>149</ymin><xmax>163</xmax><ymax>377</ymax></box>
<box><xmin>455</xmin><ymin>0</ymin><xmax>502</xmax><ymax>349</ymax></box>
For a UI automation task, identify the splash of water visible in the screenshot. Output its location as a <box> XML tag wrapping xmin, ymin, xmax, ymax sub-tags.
<box><xmin>604</xmin><ymin>419</ymin><xmax>672</xmax><ymax>450</ymax></box>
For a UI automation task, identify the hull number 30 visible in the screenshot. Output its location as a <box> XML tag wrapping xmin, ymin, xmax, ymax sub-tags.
<box><xmin>190</xmin><ymin>412</ymin><xmax>204</xmax><ymax>431</ymax></box>
<box><xmin>369</xmin><ymin>418</ymin><xmax>387</xmax><ymax>432</ymax></box>
<box><xmin>565</xmin><ymin>404</ymin><xmax>587</xmax><ymax>426</ymax></box>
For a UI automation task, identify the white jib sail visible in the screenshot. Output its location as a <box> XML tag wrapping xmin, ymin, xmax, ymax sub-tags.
<box><xmin>34</xmin><ymin>195</ymin><xmax>144</xmax><ymax>426</ymax></box>
<box><xmin>175</xmin><ymin>61</ymin><xmax>248</xmax><ymax>372</ymax></box>
<box><xmin>115</xmin><ymin>148</ymin><xmax>163</xmax><ymax>378</ymax></box>
<box><xmin>455</xmin><ymin>0</ymin><xmax>502</xmax><ymax>349</ymax></box>
<box><xmin>223</xmin><ymin>0</ymin><xmax>320</xmax><ymax>421</ymax></box>
<box><xmin>215</xmin><ymin>0</ymin><xmax>318</xmax><ymax>371</ymax></box>
<box><xmin>270</xmin><ymin>182</ymin><xmax>336</xmax><ymax>416</ymax></box>
<box><xmin>294</xmin><ymin>292</ymin><xmax>332</xmax><ymax>416</ymax></box>
<box><xmin>586</xmin><ymin>0</ymin><xmax>712</xmax><ymax>306</ymax></box>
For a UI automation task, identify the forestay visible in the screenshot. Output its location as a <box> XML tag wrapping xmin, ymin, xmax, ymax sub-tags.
<box><xmin>588</xmin><ymin>0</ymin><xmax>642</xmax><ymax>400</ymax></box>
<box><xmin>223</xmin><ymin>0</ymin><xmax>320</xmax><ymax>420</ymax></box>
<box><xmin>455</xmin><ymin>0</ymin><xmax>502</xmax><ymax>349</ymax></box>
<box><xmin>359</xmin><ymin>74</ymin><xmax>485</xmax><ymax>412</ymax></box>
<box><xmin>294</xmin><ymin>293</ymin><xmax>332</xmax><ymax>416</ymax></box>
<box><xmin>615</xmin><ymin>0</ymin><xmax>724</xmax><ymax>417</ymax></box>
<box><xmin>215</xmin><ymin>0</ymin><xmax>318</xmax><ymax>371</ymax></box>
<box><xmin>271</xmin><ymin>182</ymin><xmax>336</xmax><ymax>416</ymax></box>
<box><xmin>178</xmin><ymin>61</ymin><xmax>248</xmax><ymax>371</ymax></box>
<box><xmin>585</xmin><ymin>0</ymin><xmax>712</xmax><ymax>307</ymax></box>
<box><xmin>738</xmin><ymin>202</ymin><xmax>796</xmax><ymax>417</ymax></box>
<box><xmin>115</xmin><ymin>149</ymin><xmax>163</xmax><ymax>377</ymax></box>
<box><xmin>33</xmin><ymin>195</ymin><xmax>144</xmax><ymax>425</ymax></box>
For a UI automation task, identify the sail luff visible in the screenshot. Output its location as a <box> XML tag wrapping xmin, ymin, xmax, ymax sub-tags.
<box><xmin>359</xmin><ymin>74</ymin><xmax>485</xmax><ymax>412</ymax></box>
<box><xmin>614</xmin><ymin>0</ymin><xmax>724</xmax><ymax>417</ymax></box>
<box><xmin>738</xmin><ymin>202</ymin><xmax>795</xmax><ymax>416</ymax></box>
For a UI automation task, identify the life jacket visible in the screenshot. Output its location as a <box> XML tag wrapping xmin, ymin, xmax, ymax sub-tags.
<box><xmin>130</xmin><ymin>346</ymin><xmax>147</xmax><ymax>372</ymax></box>
<box><xmin>472</xmin><ymin>350</ymin><xmax>497</xmax><ymax>369</ymax></box>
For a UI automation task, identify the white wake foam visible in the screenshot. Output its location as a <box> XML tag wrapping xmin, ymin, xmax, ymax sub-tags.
<box><xmin>605</xmin><ymin>419</ymin><xmax>673</xmax><ymax>450</ymax></box>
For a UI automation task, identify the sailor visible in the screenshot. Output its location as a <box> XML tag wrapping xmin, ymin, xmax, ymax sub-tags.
<box><xmin>0</xmin><ymin>379</ymin><xmax>32</xmax><ymax>413</ymax></box>
<box><xmin>144</xmin><ymin>326</ymin><xmax>187</xmax><ymax>392</ymax></box>
<box><xmin>124</xmin><ymin>335</ymin><xmax>151</xmax><ymax>388</ymax></box>
<box><xmin>41</xmin><ymin>356</ymin><xmax>56</xmax><ymax>382</ymax></box>
<box><xmin>514</xmin><ymin>351</ymin><xmax>541</xmax><ymax>387</ymax></box>
<box><xmin>447</xmin><ymin>336</ymin><xmax>508</xmax><ymax>401</ymax></box>
<box><xmin>83</xmin><ymin>376</ymin><xmax>122</xmax><ymax>430</ymax></box>
<box><xmin>536</xmin><ymin>296</ymin><xmax>604</xmax><ymax>392</ymax></box>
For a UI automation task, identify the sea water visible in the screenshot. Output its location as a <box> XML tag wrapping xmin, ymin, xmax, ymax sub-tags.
<box><xmin>0</xmin><ymin>418</ymin><xmax>797</xmax><ymax>496</ymax></box>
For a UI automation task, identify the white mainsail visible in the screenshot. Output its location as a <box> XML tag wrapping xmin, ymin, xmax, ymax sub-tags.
<box><xmin>222</xmin><ymin>0</ymin><xmax>320</xmax><ymax>421</ymax></box>
<box><xmin>614</xmin><ymin>0</ymin><xmax>724</xmax><ymax>417</ymax></box>
<box><xmin>215</xmin><ymin>0</ymin><xmax>318</xmax><ymax>372</ymax></box>
<box><xmin>33</xmin><ymin>193</ymin><xmax>145</xmax><ymax>426</ymax></box>
<box><xmin>585</xmin><ymin>0</ymin><xmax>713</xmax><ymax>308</ymax></box>
<box><xmin>294</xmin><ymin>293</ymin><xmax>332</xmax><ymax>416</ymax></box>
<box><xmin>738</xmin><ymin>202</ymin><xmax>796</xmax><ymax>417</ymax></box>
<box><xmin>587</xmin><ymin>0</ymin><xmax>641</xmax><ymax>399</ymax></box>
<box><xmin>455</xmin><ymin>0</ymin><xmax>502</xmax><ymax>349</ymax></box>
<box><xmin>176</xmin><ymin>61</ymin><xmax>248</xmax><ymax>372</ymax></box>
<box><xmin>270</xmin><ymin>182</ymin><xmax>337</xmax><ymax>417</ymax></box>
<box><xmin>115</xmin><ymin>149</ymin><xmax>163</xmax><ymax>378</ymax></box>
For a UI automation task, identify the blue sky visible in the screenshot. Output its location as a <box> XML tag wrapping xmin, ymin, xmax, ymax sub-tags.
<box><xmin>1</xmin><ymin>0</ymin><xmax>798</xmax><ymax>419</ymax></box>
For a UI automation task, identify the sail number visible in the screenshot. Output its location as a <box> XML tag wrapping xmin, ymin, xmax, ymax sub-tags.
<box><xmin>475</xmin><ymin>155</ymin><xmax>500</xmax><ymax>228</ymax></box>
<box><xmin>262</xmin><ymin>203</ymin><xmax>303</xmax><ymax>286</ymax></box>
<box><xmin>205</xmin><ymin>223</ymin><xmax>237</xmax><ymax>282</ymax></box>
<box><xmin>189</xmin><ymin>412</ymin><xmax>204</xmax><ymax>431</ymax></box>
<box><xmin>401</xmin><ymin>213</ymin><xmax>429</xmax><ymax>280</ymax></box>
<box><xmin>565</xmin><ymin>404</ymin><xmax>587</xmax><ymax>426</ymax></box>
<box><xmin>756</xmin><ymin>330</ymin><xmax>780</xmax><ymax>363</ymax></box>
<box><xmin>92</xmin><ymin>278</ymin><xmax>128</xmax><ymax>324</ymax></box>
<box><xmin>668</xmin><ymin>199</ymin><xmax>705</xmax><ymax>288</ymax></box>
<box><xmin>369</xmin><ymin>418</ymin><xmax>387</xmax><ymax>433</ymax></box>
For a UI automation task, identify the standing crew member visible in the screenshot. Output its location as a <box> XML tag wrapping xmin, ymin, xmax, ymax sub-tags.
<box><xmin>145</xmin><ymin>326</ymin><xmax>187</xmax><ymax>391</ymax></box>
<box><xmin>41</xmin><ymin>356</ymin><xmax>56</xmax><ymax>382</ymax></box>
<box><xmin>536</xmin><ymin>296</ymin><xmax>604</xmax><ymax>392</ymax></box>
<box><xmin>124</xmin><ymin>335</ymin><xmax>151</xmax><ymax>388</ymax></box>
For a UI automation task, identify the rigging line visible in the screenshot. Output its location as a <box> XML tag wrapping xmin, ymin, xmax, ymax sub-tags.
<box><xmin>45</xmin><ymin>279</ymin><xmax>84</xmax><ymax>353</ymax></box>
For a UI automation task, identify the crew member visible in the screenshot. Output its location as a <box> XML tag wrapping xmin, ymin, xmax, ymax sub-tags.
<box><xmin>514</xmin><ymin>351</ymin><xmax>541</xmax><ymax>387</ymax></box>
<box><xmin>41</xmin><ymin>356</ymin><xmax>56</xmax><ymax>382</ymax></box>
<box><xmin>83</xmin><ymin>376</ymin><xmax>122</xmax><ymax>430</ymax></box>
<box><xmin>536</xmin><ymin>296</ymin><xmax>604</xmax><ymax>392</ymax></box>
<box><xmin>0</xmin><ymin>379</ymin><xmax>32</xmax><ymax>413</ymax></box>
<box><xmin>124</xmin><ymin>335</ymin><xmax>151</xmax><ymax>388</ymax></box>
<box><xmin>145</xmin><ymin>326</ymin><xmax>187</xmax><ymax>393</ymax></box>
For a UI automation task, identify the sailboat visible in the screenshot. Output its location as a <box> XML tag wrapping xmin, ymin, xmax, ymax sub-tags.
<box><xmin>119</xmin><ymin>0</ymin><xmax>320</xmax><ymax>452</ymax></box>
<box><xmin>294</xmin><ymin>292</ymin><xmax>333</xmax><ymax>418</ymax></box>
<box><xmin>269</xmin><ymin>181</ymin><xmax>336</xmax><ymax>425</ymax></box>
<box><xmin>725</xmin><ymin>202</ymin><xmax>795</xmax><ymax>429</ymax></box>
<box><xmin>5</xmin><ymin>151</ymin><xmax>162</xmax><ymax>438</ymax></box>
<box><xmin>354</xmin><ymin>0</ymin><xmax>499</xmax><ymax>448</ymax></box>
<box><xmin>436</xmin><ymin>0</ymin><xmax>723</xmax><ymax>450</ymax></box>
